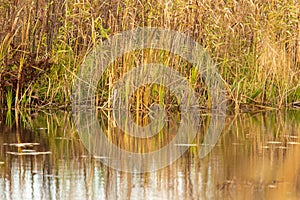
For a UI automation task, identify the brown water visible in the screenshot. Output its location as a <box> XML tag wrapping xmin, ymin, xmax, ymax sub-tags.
<box><xmin>0</xmin><ymin>110</ymin><xmax>300</xmax><ymax>199</ymax></box>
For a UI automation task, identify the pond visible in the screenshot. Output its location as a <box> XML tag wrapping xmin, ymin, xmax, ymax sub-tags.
<box><xmin>0</xmin><ymin>110</ymin><xmax>300</xmax><ymax>199</ymax></box>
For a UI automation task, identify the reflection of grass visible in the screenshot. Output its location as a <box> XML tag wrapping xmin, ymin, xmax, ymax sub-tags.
<box><xmin>1</xmin><ymin>110</ymin><xmax>300</xmax><ymax>199</ymax></box>
<box><xmin>0</xmin><ymin>0</ymin><xmax>299</xmax><ymax>110</ymax></box>
<box><xmin>219</xmin><ymin>110</ymin><xmax>300</xmax><ymax>199</ymax></box>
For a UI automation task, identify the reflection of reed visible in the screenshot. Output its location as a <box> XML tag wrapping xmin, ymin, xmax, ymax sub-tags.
<box><xmin>219</xmin><ymin>111</ymin><xmax>300</xmax><ymax>199</ymax></box>
<box><xmin>99</xmin><ymin>109</ymin><xmax>180</xmax><ymax>153</ymax></box>
<box><xmin>1</xmin><ymin>111</ymin><xmax>300</xmax><ymax>199</ymax></box>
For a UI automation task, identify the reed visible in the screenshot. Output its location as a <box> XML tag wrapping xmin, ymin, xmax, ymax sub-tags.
<box><xmin>0</xmin><ymin>0</ymin><xmax>299</xmax><ymax>111</ymax></box>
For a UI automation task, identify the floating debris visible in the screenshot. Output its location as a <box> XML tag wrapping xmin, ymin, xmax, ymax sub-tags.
<box><xmin>276</xmin><ymin>146</ymin><xmax>288</xmax><ymax>149</ymax></box>
<box><xmin>80</xmin><ymin>155</ymin><xmax>110</xmax><ymax>159</ymax></box>
<box><xmin>21</xmin><ymin>149</ymin><xmax>36</xmax><ymax>152</ymax></box>
<box><xmin>7</xmin><ymin>143</ymin><xmax>40</xmax><ymax>147</ymax></box>
<box><xmin>55</xmin><ymin>137</ymin><xmax>72</xmax><ymax>140</ymax></box>
<box><xmin>93</xmin><ymin>156</ymin><xmax>110</xmax><ymax>160</ymax></box>
<box><xmin>32</xmin><ymin>171</ymin><xmax>60</xmax><ymax>178</ymax></box>
<box><xmin>232</xmin><ymin>143</ymin><xmax>244</xmax><ymax>146</ymax></box>
<box><xmin>36</xmin><ymin>127</ymin><xmax>48</xmax><ymax>130</ymax></box>
<box><xmin>199</xmin><ymin>144</ymin><xmax>210</xmax><ymax>146</ymax></box>
<box><xmin>174</xmin><ymin>144</ymin><xmax>197</xmax><ymax>147</ymax></box>
<box><xmin>6</xmin><ymin>151</ymin><xmax>51</xmax><ymax>156</ymax></box>
<box><xmin>267</xmin><ymin>141</ymin><xmax>282</xmax><ymax>145</ymax></box>
<box><xmin>268</xmin><ymin>184</ymin><xmax>277</xmax><ymax>189</ymax></box>
<box><xmin>284</xmin><ymin>135</ymin><xmax>299</xmax><ymax>139</ymax></box>
<box><xmin>44</xmin><ymin>174</ymin><xmax>60</xmax><ymax>178</ymax></box>
<box><xmin>287</xmin><ymin>142</ymin><xmax>300</xmax><ymax>145</ymax></box>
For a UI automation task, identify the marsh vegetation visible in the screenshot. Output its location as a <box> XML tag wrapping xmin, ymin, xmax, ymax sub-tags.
<box><xmin>0</xmin><ymin>0</ymin><xmax>299</xmax><ymax>111</ymax></box>
<box><xmin>1</xmin><ymin>2</ymin><xmax>300</xmax><ymax>198</ymax></box>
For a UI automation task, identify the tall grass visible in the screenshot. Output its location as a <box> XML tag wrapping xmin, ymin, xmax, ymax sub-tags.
<box><xmin>0</xmin><ymin>0</ymin><xmax>299</xmax><ymax>111</ymax></box>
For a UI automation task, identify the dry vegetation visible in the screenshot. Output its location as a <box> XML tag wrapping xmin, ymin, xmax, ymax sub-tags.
<box><xmin>0</xmin><ymin>0</ymin><xmax>299</xmax><ymax>111</ymax></box>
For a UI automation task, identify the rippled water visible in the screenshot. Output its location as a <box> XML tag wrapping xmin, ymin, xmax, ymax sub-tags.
<box><xmin>0</xmin><ymin>110</ymin><xmax>300</xmax><ymax>199</ymax></box>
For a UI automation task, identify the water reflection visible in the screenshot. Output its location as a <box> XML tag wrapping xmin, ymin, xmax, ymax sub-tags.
<box><xmin>0</xmin><ymin>110</ymin><xmax>300</xmax><ymax>199</ymax></box>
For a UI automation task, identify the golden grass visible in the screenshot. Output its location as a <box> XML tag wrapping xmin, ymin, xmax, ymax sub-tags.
<box><xmin>0</xmin><ymin>0</ymin><xmax>299</xmax><ymax>111</ymax></box>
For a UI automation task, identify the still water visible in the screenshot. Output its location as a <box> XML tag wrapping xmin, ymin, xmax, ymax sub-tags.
<box><xmin>0</xmin><ymin>110</ymin><xmax>300</xmax><ymax>199</ymax></box>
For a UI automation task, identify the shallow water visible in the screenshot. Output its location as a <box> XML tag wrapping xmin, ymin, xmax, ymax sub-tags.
<box><xmin>0</xmin><ymin>110</ymin><xmax>300</xmax><ymax>199</ymax></box>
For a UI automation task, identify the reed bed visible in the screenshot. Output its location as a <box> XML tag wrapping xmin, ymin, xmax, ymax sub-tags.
<box><xmin>0</xmin><ymin>0</ymin><xmax>299</xmax><ymax>111</ymax></box>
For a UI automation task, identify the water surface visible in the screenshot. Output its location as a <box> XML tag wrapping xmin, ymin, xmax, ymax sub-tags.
<box><xmin>0</xmin><ymin>110</ymin><xmax>300</xmax><ymax>199</ymax></box>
